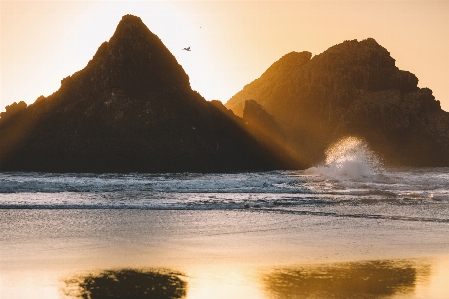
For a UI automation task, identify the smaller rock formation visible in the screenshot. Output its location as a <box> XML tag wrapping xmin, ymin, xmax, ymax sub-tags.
<box><xmin>243</xmin><ymin>100</ymin><xmax>305</xmax><ymax>169</ymax></box>
<box><xmin>243</xmin><ymin>100</ymin><xmax>284</xmax><ymax>138</ymax></box>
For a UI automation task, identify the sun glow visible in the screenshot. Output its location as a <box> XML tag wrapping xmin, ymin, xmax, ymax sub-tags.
<box><xmin>185</xmin><ymin>264</ymin><xmax>268</xmax><ymax>299</ymax></box>
<box><xmin>0</xmin><ymin>1</ymin><xmax>199</xmax><ymax>111</ymax></box>
<box><xmin>1</xmin><ymin>1</ymin><xmax>449</xmax><ymax>112</ymax></box>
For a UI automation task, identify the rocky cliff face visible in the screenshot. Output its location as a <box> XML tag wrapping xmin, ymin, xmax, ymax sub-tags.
<box><xmin>0</xmin><ymin>15</ymin><xmax>274</xmax><ymax>172</ymax></box>
<box><xmin>226</xmin><ymin>38</ymin><xmax>449</xmax><ymax>167</ymax></box>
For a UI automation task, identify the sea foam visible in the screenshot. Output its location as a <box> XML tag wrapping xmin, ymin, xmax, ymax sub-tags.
<box><xmin>306</xmin><ymin>136</ymin><xmax>384</xmax><ymax>180</ymax></box>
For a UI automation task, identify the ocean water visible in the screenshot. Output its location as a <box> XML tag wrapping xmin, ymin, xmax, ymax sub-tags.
<box><xmin>1</xmin><ymin>168</ymin><xmax>448</xmax><ymax>221</ymax></box>
<box><xmin>1</xmin><ymin>137</ymin><xmax>448</xmax><ymax>223</ymax></box>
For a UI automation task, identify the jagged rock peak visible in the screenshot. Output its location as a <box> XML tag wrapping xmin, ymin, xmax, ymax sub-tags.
<box><xmin>118</xmin><ymin>14</ymin><xmax>146</xmax><ymax>27</ymax></box>
<box><xmin>324</xmin><ymin>38</ymin><xmax>387</xmax><ymax>54</ymax></box>
<box><xmin>315</xmin><ymin>38</ymin><xmax>397</xmax><ymax>70</ymax></box>
<box><xmin>64</xmin><ymin>14</ymin><xmax>190</xmax><ymax>95</ymax></box>
<box><xmin>90</xmin><ymin>15</ymin><xmax>156</xmax><ymax>59</ymax></box>
<box><xmin>110</xmin><ymin>14</ymin><xmax>156</xmax><ymax>45</ymax></box>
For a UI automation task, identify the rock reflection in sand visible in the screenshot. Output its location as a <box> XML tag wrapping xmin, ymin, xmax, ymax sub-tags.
<box><xmin>58</xmin><ymin>259</ymin><xmax>437</xmax><ymax>299</ymax></box>
<box><xmin>263</xmin><ymin>259</ymin><xmax>431</xmax><ymax>299</ymax></box>
<box><xmin>62</xmin><ymin>269</ymin><xmax>187</xmax><ymax>299</ymax></box>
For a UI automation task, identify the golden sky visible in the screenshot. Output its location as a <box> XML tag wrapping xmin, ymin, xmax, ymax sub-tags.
<box><xmin>1</xmin><ymin>0</ymin><xmax>448</xmax><ymax>112</ymax></box>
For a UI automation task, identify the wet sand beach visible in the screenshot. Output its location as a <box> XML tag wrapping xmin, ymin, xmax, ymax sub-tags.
<box><xmin>1</xmin><ymin>209</ymin><xmax>449</xmax><ymax>298</ymax></box>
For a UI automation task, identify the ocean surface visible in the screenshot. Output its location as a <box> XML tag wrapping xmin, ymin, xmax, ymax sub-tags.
<box><xmin>2</xmin><ymin>137</ymin><xmax>448</xmax><ymax>222</ymax></box>
<box><xmin>1</xmin><ymin>166</ymin><xmax>448</xmax><ymax>224</ymax></box>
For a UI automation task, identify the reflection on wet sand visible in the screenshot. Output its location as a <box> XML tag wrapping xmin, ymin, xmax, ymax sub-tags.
<box><xmin>263</xmin><ymin>259</ymin><xmax>431</xmax><ymax>299</ymax></box>
<box><xmin>62</xmin><ymin>269</ymin><xmax>187</xmax><ymax>299</ymax></box>
<box><xmin>59</xmin><ymin>259</ymin><xmax>434</xmax><ymax>299</ymax></box>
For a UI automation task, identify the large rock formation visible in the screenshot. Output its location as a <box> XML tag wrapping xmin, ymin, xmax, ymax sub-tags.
<box><xmin>0</xmin><ymin>15</ymin><xmax>275</xmax><ymax>172</ymax></box>
<box><xmin>226</xmin><ymin>39</ymin><xmax>449</xmax><ymax>167</ymax></box>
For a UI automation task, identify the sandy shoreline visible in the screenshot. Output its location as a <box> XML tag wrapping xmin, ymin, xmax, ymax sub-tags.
<box><xmin>1</xmin><ymin>209</ymin><xmax>449</xmax><ymax>298</ymax></box>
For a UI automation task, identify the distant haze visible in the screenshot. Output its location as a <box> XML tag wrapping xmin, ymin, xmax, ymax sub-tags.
<box><xmin>1</xmin><ymin>1</ymin><xmax>448</xmax><ymax>112</ymax></box>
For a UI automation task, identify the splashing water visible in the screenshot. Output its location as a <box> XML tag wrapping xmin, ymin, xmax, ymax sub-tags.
<box><xmin>307</xmin><ymin>137</ymin><xmax>384</xmax><ymax>180</ymax></box>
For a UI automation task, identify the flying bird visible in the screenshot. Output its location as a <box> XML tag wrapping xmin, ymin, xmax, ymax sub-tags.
<box><xmin>182</xmin><ymin>47</ymin><xmax>191</xmax><ymax>51</ymax></box>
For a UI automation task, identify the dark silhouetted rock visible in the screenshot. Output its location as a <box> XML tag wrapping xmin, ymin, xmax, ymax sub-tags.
<box><xmin>226</xmin><ymin>38</ymin><xmax>449</xmax><ymax>167</ymax></box>
<box><xmin>244</xmin><ymin>100</ymin><xmax>284</xmax><ymax>138</ymax></box>
<box><xmin>243</xmin><ymin>100</ymin><xmax>304</xmax><ymax>169</ymax></box>
<box><xmin>0</xmin><ymin>101</ymin><xmax>27</xmax><ymax>121</ymax></box>
<box><xmin>0</xmin><ymin>15</ymin><xmax>275</xmax><ymax>173</ymax></box>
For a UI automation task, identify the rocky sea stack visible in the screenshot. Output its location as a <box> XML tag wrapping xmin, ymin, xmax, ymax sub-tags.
<box><xmin>0</xmin><ymin>15</ymin><xmax>274</xmax><ymax>172</ymax></box>
<box><xmin>226</xmin><ymin>38</ymin><xmax>449</xmax><ymax>167</ymax></box>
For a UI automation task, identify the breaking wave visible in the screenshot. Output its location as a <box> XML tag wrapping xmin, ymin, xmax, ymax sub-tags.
<box><xmin>306</xmin><ymin>136</ymin><xmax>384</xmax><ymax>180</ymax></box>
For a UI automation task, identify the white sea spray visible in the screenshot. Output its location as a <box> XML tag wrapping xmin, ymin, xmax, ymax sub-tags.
<box><xmin>306</xmin><ymin>136</ymin><xmax>384</xmax><ymax>180</ymax></box>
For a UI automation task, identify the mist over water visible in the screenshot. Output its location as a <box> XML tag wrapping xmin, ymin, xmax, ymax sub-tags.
<box><xmin>306</xmin><ymin>136</ymin><xmax>384</xmax><ymax>180</ymax></box>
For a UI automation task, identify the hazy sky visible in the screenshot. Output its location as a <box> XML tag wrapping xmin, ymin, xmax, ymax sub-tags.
<box><xmin>1</xmin><ymin>0</ymin><xmax>449</xmax><ymax>112</ymax></box>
